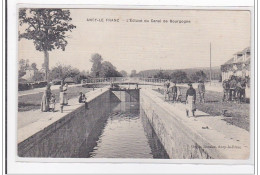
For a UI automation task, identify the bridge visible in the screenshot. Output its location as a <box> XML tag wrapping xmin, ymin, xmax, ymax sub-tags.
<box><xmin>81</xmin><ymin>77</ymin><xmax>169</xmax><ymax>86</ymax></box>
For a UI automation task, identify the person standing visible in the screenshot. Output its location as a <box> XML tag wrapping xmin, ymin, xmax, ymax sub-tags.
<box><xmin>240</xmin><ymin>78</ymin><xmax>246</xmax><ymax>103</ymax></box>
<box><xmin>59</xmin><ymin>82</ymin><xmax>65</xmax><ymax>113</ymax></box>
<box><xmin>229</xmin><ymin>76</ymin><xmax>237</xmax><ymax>101</ymax></box>
<box><xmin>197</xmin><ymin>81</ymin><xmax>205</xmax><ymax>103</ymax></box>
<box><xmin>63</xmin><ymin>83</ymin><xmax>68</xmax><ymax>105</ymax></box>
<box><xmin>171</xmin><ymin>83</ymin><xmax>178</xmax><ymax>103</ymax></box>
<box><xmin>236</xmin><ymin>78</ymin><xmax>243</xmax><ymax>103</ymax></box>
<box><xmin>222</xmin><ymin>79</ymin><xmax>230</xmax><ymax>102</ymax></box>
<box><xmin>41</xmin><ymin>84</ymin><xmax>51</xmax><ymax>112</ymax></box>
<box><xmin>186</xmin><ymin>83</ymin><xmax>196</xmax><ymax>117</ymax></box>
<box><xmin>176</xmin><ymin>86</ymin><xmax>182</xmax><ymax>103</ymax></box>
<box><xmin>164</xmin><ymin>81</ymin><xmax>169</xmax><ymax>101</ymax></box>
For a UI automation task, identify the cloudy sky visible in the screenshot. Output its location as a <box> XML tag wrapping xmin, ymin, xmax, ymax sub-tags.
<box><xmin>18</xmin><ymin>9</ymin><xmax>251</xmax><ymax>73</ymax></box>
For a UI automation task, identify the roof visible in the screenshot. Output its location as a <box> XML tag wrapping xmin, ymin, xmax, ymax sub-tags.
<box><xmin>64</xmin><ymin>77</ymin><xmax>75</xmax><ymax>82</ymax></box>
<box><xmin>222</xmin><ymin>47</ymin><xmax>250</xmax><ymax>65</ymax></box>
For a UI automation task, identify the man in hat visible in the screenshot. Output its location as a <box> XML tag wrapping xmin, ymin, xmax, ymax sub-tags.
<box><xmin>186</xmin><ymin>83</ymin><xmax>196</xmax><ymax>117</ymax></box>
<box><xmin>197</xmin><ymin>80</ymin><xmax>205</xmax><ymax>103</ymax></box>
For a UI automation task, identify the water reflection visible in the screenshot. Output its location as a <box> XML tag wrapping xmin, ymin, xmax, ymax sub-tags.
<box><xmin>87</xmin><ymin>101</ymin><xmax>169</xmax><ymax>159</ymax></box>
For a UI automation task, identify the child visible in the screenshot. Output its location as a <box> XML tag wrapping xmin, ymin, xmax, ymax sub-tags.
<box><xmin>50</xmin><ymin>94</ymin><xmax>56</xmax><ymax>112</ymax></box>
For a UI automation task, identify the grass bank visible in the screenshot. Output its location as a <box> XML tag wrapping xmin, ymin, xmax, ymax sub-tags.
<box><xmin>154</xmin><ymin>87</ymin><xmax>250</xmax><ymax>131</ymax></box>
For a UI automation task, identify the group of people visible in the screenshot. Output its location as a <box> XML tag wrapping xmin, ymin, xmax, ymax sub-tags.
<box><xmin>40</xmin><ymin>82</ymin><xmax>69</xmax><ymax>113</ymax></box>
<box><xmin>163</xmin><ymin>81</ymin><xmax>182</xmax><ymax>103</ymax></box>
<box><xmin>163</xmin><ymin>80</ymin><xmax>206</xmax><ymax>117</ymax></box>
<box><xmin>222</xmin><ymin>76</ymin><xmax>247</xmax><ymax>103</ymax></box>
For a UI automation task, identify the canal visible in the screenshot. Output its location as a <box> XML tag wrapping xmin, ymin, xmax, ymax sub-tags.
<box><xmin>87</xmin><ymin>101</ymin><xmax>169</xmax><ymax>158</ymax></box>
<box><xmin>18</xmin><ymin>89</ymin><xmax>169</xmax><ymax>159</ymax></box>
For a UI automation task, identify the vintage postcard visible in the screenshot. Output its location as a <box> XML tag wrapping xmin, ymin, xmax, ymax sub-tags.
<box><xmin>17</xmin><ymin>7</ymin><xmax>252</xmax><ymax>161</ymax></box>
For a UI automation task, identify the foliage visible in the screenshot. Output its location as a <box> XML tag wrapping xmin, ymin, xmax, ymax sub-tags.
<box><xmin>90</xmin><ymin>53</ymin><xmax>103</xmax><ymax>77</ymax></box>
<box><xmin>32</xmin><ymin>71</ymin><xmax>44</xmax><ymax>81</ymax></box>
<box><xmin>31</xmin><ymin>63</ymin><xmax>38</xmax><ymax>70</ymax></box>
<box><xmin>153</xmin><ymin>70</ymin><xmax>170</xmax><ymax>79</ymax></box>
<box><xmin>130</xmin><ymin>70</ymin><xmax>137</xmax><ymax>77</ymax></box>
<box><xmin>49</xmin><ymin>64</ymin><xmax>90</xmax><ymax>83</ymax></box>
<box><xmin>119</xmin><ymin>70</ymin><xmax>128</xmax><ymax>77</ymax></box>
<box><xmin>100</xmin><ymin>61</ymin><xmax>122</xmax><ymax>77</ymax></box>
<box><xmin>49</xmin><ymin>64</ymin><xmax>80</xmax><ymax>81</ymax></box>
<box><xmin>19</xmin><ymin>8</ymin><xmax>76</xmax><ymax>81</ymax></box>
<box><xmin>18</xmin><ymin>59</ymin><xmax>29</xmax><ymax>78</ymax></box>
<box><xmin>19</xmin><ymin>9</ymin><xmax>76</xmax><ymax>51</ymax></box>
<box><xmin>90</xmin><ymin>54</ymin><xmax>122</xmax><ymax>78</ymax></box>
<box><xmin>170</xmin><ymin>71</ymin><xmax>190</xmax><ymax>83</ymax></box>
<box><xmin>189</xmin><ymin>70</ymin><xmax>207</xmax><ymax>82</ymax></box>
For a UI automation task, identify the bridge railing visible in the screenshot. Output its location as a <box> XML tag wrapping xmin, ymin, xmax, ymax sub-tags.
<box><xmin>81</xmin><ymin>77</ymin><xmax>168</xmax><ymax>85</ymax></box>
<box><xmin>81</xmin><ymin>77</ymin><xmax>127</xmax><ymax>84</ymax></box>
<box><xmin>138</xmin><ymin>77</ymin><xmax>168</xmax><ymax>84</ymax></box>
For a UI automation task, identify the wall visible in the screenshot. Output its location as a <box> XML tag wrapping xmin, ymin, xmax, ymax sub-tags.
<box><xmin>18</xmin><ymin>90</ymin><xmax>113</xmax><ymax>157</ymax></box>
<box><xmin>140</xmin><ymin>89</ymin><xmax>211</xmax><ymax>159</ymax></box>
<box><xmin>111</xmin><ymin>89</ymin><xmax>139</xmax><ymax>102</ymax></box>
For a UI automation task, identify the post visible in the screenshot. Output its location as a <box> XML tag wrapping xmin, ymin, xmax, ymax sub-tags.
<box><xmin>210</xmin><ymin>42</ymin><xmax>212</xmax><ymax>85</ymax></box>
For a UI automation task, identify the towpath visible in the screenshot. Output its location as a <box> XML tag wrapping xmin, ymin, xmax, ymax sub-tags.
<box><xmin>17</xmin><ymin>88</ymin><xmax>109</xmax><ymax>143</ymax></box>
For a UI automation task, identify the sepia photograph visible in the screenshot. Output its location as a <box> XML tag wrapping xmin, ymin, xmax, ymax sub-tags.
<box><xmin>17</xmin><ymin>8</ymin><xmax>252</xmax><ymax>160</ymax></box>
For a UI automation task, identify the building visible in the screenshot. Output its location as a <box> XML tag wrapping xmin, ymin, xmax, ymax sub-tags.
<box><xmin>221</xmin><ymin>47</ymin><xmax>250</xmax><ymax>81</ymax></box>
<box><xmin>21</xmin><ymin>67</ymin><xmax>35</xmax><ymax>81</ymax></box>
<box><xmin>221</xmin><ymin>47</ymin><xmax>251</xmax><ymax>98</ymax></box>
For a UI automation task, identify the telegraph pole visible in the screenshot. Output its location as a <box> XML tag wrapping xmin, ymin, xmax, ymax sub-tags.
<box><xmin>210</xmin><ymin>42</ymin><xmax>212</xmax><ymax>85</ymax></box>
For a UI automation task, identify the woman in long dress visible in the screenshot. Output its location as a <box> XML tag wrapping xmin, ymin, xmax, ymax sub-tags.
<box><xmin>41</xmin><ymin>84</ymin><xmax>51</xmax><ymax>112</ymax></box>
<box><xmin>185</xmin><ymin>83</ymin><xmax>196</xmax><ymax>117</ymax></box>
<box><xmin>63</xmin><ymin>83</ymin><xmax>68</xmax><ymax>105</ymax></box>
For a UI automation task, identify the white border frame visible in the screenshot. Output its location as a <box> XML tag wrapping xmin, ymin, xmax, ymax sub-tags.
<box><xmin>6</xmin><ymin>1</ymin><xmax>256</xmax><ymax>174</ymax></box>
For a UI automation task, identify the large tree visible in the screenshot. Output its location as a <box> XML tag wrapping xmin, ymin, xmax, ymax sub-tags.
<box><xmin>90</xmin><ymin>53</ymin><xmax>103</xmax><ymax>77</ymax></box>
<box><xmin>18</xmin><ymin>9</ymin><xmax>76</xmax><ymax>82</ymax></box>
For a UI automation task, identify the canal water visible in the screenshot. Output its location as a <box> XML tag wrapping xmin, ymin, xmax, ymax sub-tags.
<box><xmin>86</xmin><ymin>101</ymin><xmax>169</xmax><ymax>159</ymax></box>
<box><xmin>18</xmin><ymin>90</ymin><xmax>169</xmax><ymax>158</ymax></box>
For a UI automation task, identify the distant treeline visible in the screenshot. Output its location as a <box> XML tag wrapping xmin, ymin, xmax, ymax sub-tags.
<box><xmin>137</xmin><ymin>67</ymin><xmax>221</xmax><ymax>83</ymax></box>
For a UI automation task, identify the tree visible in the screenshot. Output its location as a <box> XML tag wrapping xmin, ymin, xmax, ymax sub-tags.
<box><xmin>31</xmin><ymin>63</ymin><xmax>38</xmax><ymax>70</ymax></box>
<box><xmin>100</xmin><ymin>61</ymin><xmax>122</xmax><ymax>77</ymax></box>
<box><xmin>189</xmin><ymin>70</ymin><xmax>207</xmax><ymax>83</ymax></box>
<box><xmin>130</xmin><ymin>70</ymin><xmax>137</xmax><ymax>77</ymax></box>
<box><xmin>90</xmin><ymin>53</ymin><xmax>103</xmax><ymax>77</ymax></box>
<box><xmin>170</xmin><ymin>71</ymin><xmax>190</xmax><ymax>83</ymax></box>
<box><xmin>154</xmin><ymin>70</ymin><xmax>170</xmax><ymax>79</ymax></box>
<box><xmin>49</xmin><ymin>64</ymin><xmax>80</xmax><ymax>81</ymax></box>
<box><xmin>120</xmin><ymin>70</ymin><xmax>128</xmax><ymax>77</ymax></box>
<box><xmin>18</xmin><ymin>9</ymin><xmax>76</xmax><ymax>82</ymax></box>
<box><xmin>32</xmin><ymin>72</ymin><xmax>44</xmax><ymax>81</ymax></box>
<box><xmin>18</xmin><ymin>59</ymin><xmax>28</xmax><ymax>78</ymax></box>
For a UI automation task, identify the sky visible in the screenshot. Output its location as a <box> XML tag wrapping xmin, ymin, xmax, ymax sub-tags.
<box><xmin>18</xmin><ymin>9</ymin><xmax>251</xmax><ymax>74</ymax></box>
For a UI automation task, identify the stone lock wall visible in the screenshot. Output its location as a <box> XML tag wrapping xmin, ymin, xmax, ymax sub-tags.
<box><xmin>140</xmin><ymin>90</ymin><xmax>211</xmax><ymax>159</ymax></box>
<box><xmin>18</xmin><ymin>90</ymin><xmax>112</xmax><ymax>158</ymax></box>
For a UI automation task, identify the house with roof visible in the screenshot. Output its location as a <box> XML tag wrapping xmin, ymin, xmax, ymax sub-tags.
<box><xmin>221</xmin><ymin>47</ymin><xmax>251</xmax><ymax>99</ymax></box>
<box><xmin>221</xmin><ymin>47</ymin><xmax>250</xmax><ymax>81</ymax></box>
<box><xmin>21</xmin><ymin>67</ymin><xmax>36</xmax><ymax>81</ymax></box>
